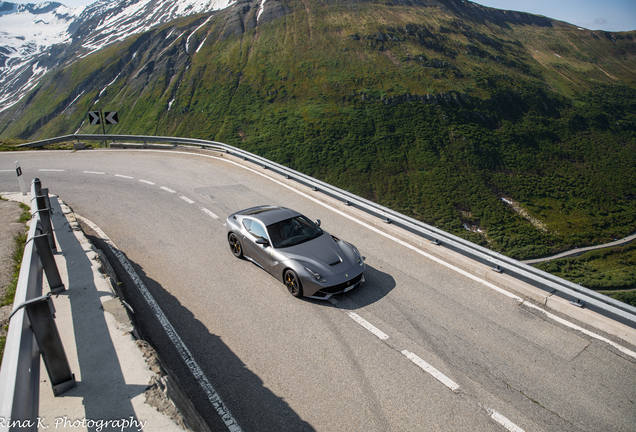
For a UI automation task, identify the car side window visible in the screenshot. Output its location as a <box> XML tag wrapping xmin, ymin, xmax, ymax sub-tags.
<box><xmin>242</xmin><ymin>218</ymin><xmax>252</xmax><ymax>231</ymax></box>
<box><xmin>247</xmin><ymin>220</ymin><xmax>269</xmax><ymax>241</ymax></box>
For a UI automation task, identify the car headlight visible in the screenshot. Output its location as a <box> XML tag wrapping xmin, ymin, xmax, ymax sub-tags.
<box><xmin>304</xmin><ymin>266</ymin><xmax>326</xmax><ymax>283</ymax></box>
<box><xmin>351</xmin><ymin>245</ymin><xmax>364</xmax><ymax>267</ymax></box>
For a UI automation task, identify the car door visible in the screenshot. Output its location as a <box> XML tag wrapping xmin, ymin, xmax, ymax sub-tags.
<box><xmin>241</xmin><ymin>218</ymin><xmax>273</xmax><ymax>271</ymax></box>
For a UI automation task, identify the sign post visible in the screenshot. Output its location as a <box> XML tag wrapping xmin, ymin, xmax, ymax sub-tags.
<box><xmin>15</xmin><ymin>161</ymin><xmax>27</xmax><ymax>195</ymax></box>
<box><xmin>88</xmin><ymin>110</ymin><xmax>119</xmax><ymax>147</ymax></box>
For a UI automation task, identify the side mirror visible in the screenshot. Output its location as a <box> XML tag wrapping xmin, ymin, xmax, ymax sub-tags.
<box><xmin>256</xmin><ymin>238</ymin><xmax>269</xmax><ymax>246</ymax></box>
<box><xmin>315</xmin><ymin>219</ymin><xmax>321</xmax><ymax>227</ymax></box>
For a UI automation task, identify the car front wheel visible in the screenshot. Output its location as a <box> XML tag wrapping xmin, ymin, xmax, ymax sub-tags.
<box><xmin>284</xmin><ymin>270</ymin><xmax>303</xmax><ymax>298</ymax></box>
<box><xmin>228</xmin><ymin>233</ymin><xmax>243</xmax><ymax>258</ymax></box>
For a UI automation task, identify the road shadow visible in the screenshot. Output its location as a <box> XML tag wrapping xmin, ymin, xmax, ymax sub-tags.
<box><xmin>299</xmin><ymin>263</ymin><xmax>397</xmax><ymax>310</ymax></box>
<box><xmin>341</xmin><ymin>263</ymin><xmax>397</xmax><ymax>308</ymax></box>
<box><xmin>81</xmin><ymin>228</ymin><xmax>316</xmax><ymax>432</ymax></box>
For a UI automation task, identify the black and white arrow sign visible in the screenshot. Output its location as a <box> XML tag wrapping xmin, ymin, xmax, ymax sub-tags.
<box><xmin>104</xmin><ymin>111</ymin><xmax>119</xmax><ymax>125</ymax></box>
<box><xmin>88</xmin><ymin>111</ymin><xmax>101</xmax><ymax>125</ymax></box>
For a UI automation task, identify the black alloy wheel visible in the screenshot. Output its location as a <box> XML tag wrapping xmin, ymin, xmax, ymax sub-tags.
<box><xmin>284</xmin><ymin>270</ymin><xmax>303</xmax><ymax>297</ymax></box>
<box><xmin>228</xmin><ymin>233</ymin><xmax>243</xmax><ymax>258</ymax></box>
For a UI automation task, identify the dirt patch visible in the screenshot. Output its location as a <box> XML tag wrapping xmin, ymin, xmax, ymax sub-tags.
<box><xmin>501</xmin><ymin>197</ymin><xmax>549</xmax><ymax>233</ymax></box>
<box><xmin>0</xmin><ymin>199</ymin><xmax>24</xmax><ymax>300</ymax></box>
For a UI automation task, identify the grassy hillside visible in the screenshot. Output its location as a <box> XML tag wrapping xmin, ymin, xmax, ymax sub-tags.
<box><xmin>1</xmin><ymin>0</ymin><xmax>635</xmax><ymax>263</ymax></box>
<box><xmin>535</xmin><ymin>242</ymin><xmax>636</xmax><ymax>307</ymax></box>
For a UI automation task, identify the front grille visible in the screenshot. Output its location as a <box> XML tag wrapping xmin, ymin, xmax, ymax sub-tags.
<box><xmin>320</xmin><ymin>273</ymin><xmax>363</xmax><ymax>294</ymax></box>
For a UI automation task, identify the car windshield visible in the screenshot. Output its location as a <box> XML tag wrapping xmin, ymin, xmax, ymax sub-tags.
<box><xmin>267</xmin><ymin>216</ymin><xmax>324</xmax><ymax>248</ymax></box>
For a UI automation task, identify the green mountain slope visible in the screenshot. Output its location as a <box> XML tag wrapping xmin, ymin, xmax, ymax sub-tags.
<box><xmin>1</xmin><ymin>0</ymin><xmax>635</xmax><ymax>260</ymax></box>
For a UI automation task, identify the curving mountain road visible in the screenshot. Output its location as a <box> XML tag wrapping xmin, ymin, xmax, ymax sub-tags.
<box><xmin>522</xmin><ymin>233</ymin><xmax>636</xmax><ymax>265</ymax></box>
<box><xmin>1</xmin><ymin>149</ymin><xmax>635</xmax><ymax>432</ymax></box>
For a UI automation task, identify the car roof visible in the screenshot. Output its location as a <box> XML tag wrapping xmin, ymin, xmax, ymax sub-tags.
<box><xmin>238</xmin><ymin>206</ymin><xmax>301</xmax><ymax>225</ymax></box>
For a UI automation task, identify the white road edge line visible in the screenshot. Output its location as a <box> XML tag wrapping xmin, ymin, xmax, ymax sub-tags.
<box><xmin>161</xmin><ymin>186</ymin><xmax>176</xmax><ymax>193</ymax></box>
<box><xmin>523</xmin><ymin>302</ymin><xmax>636</xmax><ymax>359</ymax></box>
<box><xmin>487</xmin><ymin>409</ymin><xmax>526</xmax><ymax>432</ymax></box>
<box><xmin>139</xmin><ymin>179</ymin><xmax>155</xmax><ymax>185</ymax></box>
<box><xmin>401</xmin><ymin>350</ymin><xmax>460</xmax><ymax>393</ymax></box>
<box><xmin>103</xmin><ymin>150</ymin><xmax>636</xmax><ymax>361</ymax></box>
<box><xmin>181</xmin><ymin>196</ymin><xmax>195</xmax><ymax>204</ymax></box>
<box><xmin>75</xmin><ymin>214</ymin><xmax>243</xmax><ymax>432</ymax></box>
<box><xmin>115</xmin><ymin>174</ymin><xmax>133</xmax><ymax>179</ymax></box>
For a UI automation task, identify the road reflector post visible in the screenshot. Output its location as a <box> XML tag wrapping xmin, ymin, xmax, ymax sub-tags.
<box><xmin>15</xmin><ymin>161</ymin><xmax>27</xmax><ymax>195</ymax></box>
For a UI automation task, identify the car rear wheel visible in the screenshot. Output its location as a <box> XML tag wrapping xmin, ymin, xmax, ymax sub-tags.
<box><xmin>284</xmin><ymin>270</ymin><xmax>303</xmax><ymax>297</ymax></box>
<box><xmin>228</xmin><ymin>233</ymin><xmax>243</xmax><ymax>258</ymax></box>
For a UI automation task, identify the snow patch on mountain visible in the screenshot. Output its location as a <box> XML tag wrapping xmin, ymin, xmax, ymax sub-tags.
<box><xmin>0</xmin><ymin>0</ymin><xmax>236</xmax><ymax>112</ymax></box>
<box><xmin>0</xmin><ymin>2</ymin><xmax>83</xmax><ymax>55</ymax></box>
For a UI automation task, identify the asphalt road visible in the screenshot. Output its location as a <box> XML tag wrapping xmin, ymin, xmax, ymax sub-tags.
<box><xmin>1</xmin><ymin>149</ymin><xmax>635</xmax><ymax>432</ymax></box>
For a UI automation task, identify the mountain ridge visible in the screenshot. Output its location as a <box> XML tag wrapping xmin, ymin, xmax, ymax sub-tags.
<box><xmin>1</xmin><ymin>0</ymin><xmax>635</xmax><ymax>267</ymax></box>
<box><xmin>0</xmin><ymin>0</ymin><xmax>236</xmax><ymax>110</ymax></box>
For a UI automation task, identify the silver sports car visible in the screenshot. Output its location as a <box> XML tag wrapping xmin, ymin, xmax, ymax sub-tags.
<box><xmin>226</xmin><ymin>206</ymin><xmax>365</xmax><ymax>299</ymax></box>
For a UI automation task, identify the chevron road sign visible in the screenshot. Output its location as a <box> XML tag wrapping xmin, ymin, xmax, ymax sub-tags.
<box><xmin>88</xmin><ymin>111</ymin><xmax>119</xmax><ymax>125</ymax></box>
<box><xmin>88</xmin><ymin>111</ymin><xmax>101</xmax><ymax>125</ymax></box>
<box><xmin>104</xmin><ymin>111</ymin><xmax>119</xmax><ymax>125</ymax></box>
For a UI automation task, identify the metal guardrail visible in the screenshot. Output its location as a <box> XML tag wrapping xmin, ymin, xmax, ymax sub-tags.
<box><xmin>0</xmin><ymin>179</ymin><xmax>74</xmax><ymax>431</ymax></box>
<box><xmin>17</xmin><ymin>134</ymin><xmax>636</xmax><ymax>327</ymax></box>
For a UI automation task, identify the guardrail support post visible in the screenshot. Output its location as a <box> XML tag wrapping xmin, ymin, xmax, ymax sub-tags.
<box><xmin>570</xmin><ymin>299</ymin><xmax>585</xmax><ymax>308</ymax></box>
<box><xmin>491</xmin><ymin>265</ymin><xmax>503</xmax><ymax>273</ymax></box>
<box><xmin>33</xmin><ymin>206</ymin><xmax>56</xmax><ymax>252</ymax></box>
<box><xmin>19</xmin><ymin>294</ymin><xmax>76</xmax><ymax>396</ymax></box>
<box><xmin>41</xmin><ymin>188</ymin><xmax>52</xmax><ymax>213</ymax></box>
<box><xmin>33</xmin><ymin>234</ymin><xmax>65</xmax><ymax>292</ymax></box>
<box><xmin>32</xmin><ymin>178</ymin><xmax>42</xmax><ymax>196</ymax></box>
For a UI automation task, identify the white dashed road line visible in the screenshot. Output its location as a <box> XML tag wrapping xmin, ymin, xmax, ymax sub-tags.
<box><xmin>330</xmin><ymin>294</ymin><xmax>525</xmax><ymax>430</ymax></box>
<box><xmin>82</xmin><ymin>169</ymin><xmax>229</xmax><ymax>225</ymax></box>
<box><xmin>401</xmin><ymin>350</ymin><xmax>460</xmax><ymax>393</ymax></box>
<box><xmin>345</xmin><ymin>310</ymin><xmax>390</xmax><ymax>340</ymax></box>
<box><xmin>75</xmin><ymin>214</ymin><xmax>243</xmax><ymax>432</ymax></box>
<box><xmin>202</xmin><ymin>208</ymin><xmax>220</xmax><ymax>220</ymax></box>
<box><xmin>329</xmin><ymin>298</ymin><xmax>389</xmax><ymax>340</ymax></box>
<box><xmin>488</xmin><ymin>409</ymin><xmax>526</xmax><ymax>432</ymax></box>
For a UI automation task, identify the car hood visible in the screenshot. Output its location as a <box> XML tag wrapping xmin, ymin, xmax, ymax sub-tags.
<box><xmin>279</xmin><ymin>233</ymin><xmax>358</xmax><ymax>276</ymax></box>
